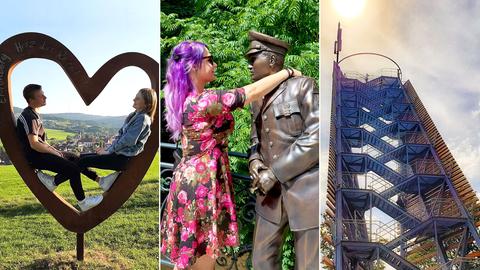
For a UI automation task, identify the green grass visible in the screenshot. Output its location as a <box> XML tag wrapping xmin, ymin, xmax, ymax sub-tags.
<box><xmin>45</xmin><ymin>128</ymin><xmax>75</xmax><ymax>141</ymax></box>
<box><xmin>0</xmin><ymin>153</ymin><xmax>159</xmax><ymax>269</ymax></box>
<box><xmin>0</xmin><ymin>129</ymin><xmax>72</xmax><ymax>148</ymax></box>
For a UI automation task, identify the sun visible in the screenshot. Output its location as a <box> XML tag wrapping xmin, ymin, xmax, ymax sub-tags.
<box><xmin>332</xmin><ymin>0</ymin><xmax>366</xmax><ymax>18</ymax></box>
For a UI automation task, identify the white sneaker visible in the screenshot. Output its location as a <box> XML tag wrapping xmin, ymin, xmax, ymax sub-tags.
<box><xmin>37</xmin><ymin>171</ymin><xmax>57</xmax><ymax>191</ymax></box>
<box><xmin>99</xmin><ymin>171</ymin><xmax>121</xmax><ymax>192</ymax></box>
<box><xmin>78</xmin><ymin>195</ymin><xmax>103</xmax><ymax>211</ymax></box>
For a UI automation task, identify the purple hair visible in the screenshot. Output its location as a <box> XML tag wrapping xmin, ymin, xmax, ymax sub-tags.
<box><xmin>164</xmin><ymin>41</ymin><xmax>207</xmax><ymax>141</ymax></box>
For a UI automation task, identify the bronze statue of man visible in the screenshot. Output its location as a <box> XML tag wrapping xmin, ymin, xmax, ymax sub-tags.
<box><xmin>246</xmin><ymin>31</ymin><xmax>319</xmax><ymax>270</ymax></box>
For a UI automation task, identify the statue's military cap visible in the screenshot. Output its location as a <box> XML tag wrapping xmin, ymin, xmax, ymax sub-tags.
<box><xmin>245</xmin><ymin>30</ymin><xmax>289</xmax><ymax>57</ymax></box>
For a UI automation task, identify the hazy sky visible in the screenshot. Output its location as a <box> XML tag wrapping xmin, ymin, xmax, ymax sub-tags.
<box><xmin>0</xmin><ymin>0</ymin><xmax>159</xmax><ymax>116</ymax></box>
<box><xmin>321</xmin><ymin>0</ymin><xmax>480</xmax><ymax>207</ymax></box>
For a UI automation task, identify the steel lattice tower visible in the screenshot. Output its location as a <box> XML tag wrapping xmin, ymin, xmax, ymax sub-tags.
<box><xmin>325</xmin><ymin>62</ymin><xmax>480</xmax><ymax>270</ymax></box>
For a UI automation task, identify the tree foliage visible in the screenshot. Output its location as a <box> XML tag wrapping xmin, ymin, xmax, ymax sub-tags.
<box><xmin>161</xmin><ymin>0</ymin><xmax>318</xmax><ymax>268</ymax></box>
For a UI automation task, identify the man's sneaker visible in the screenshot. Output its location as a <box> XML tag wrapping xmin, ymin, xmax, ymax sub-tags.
<box><xmin>99</xmin><ymin>172</ymin><xmax>121</xmax><ymax>192</ymax></box>
<box><xmin>37</xmin><ymin>171</ymin><xmax>57</xmax><ymax>191</ymax></box>
<box><xmin>78</xmin><ymin>195</ymin><xmax>103</xmax><ymax>211</ymax></box>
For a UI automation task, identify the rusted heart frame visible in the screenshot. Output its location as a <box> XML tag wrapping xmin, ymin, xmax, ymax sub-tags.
<box><xmin>0</xmin><ymin>32</ymin><xmax>159</xmax><ymax>233</ymax></box>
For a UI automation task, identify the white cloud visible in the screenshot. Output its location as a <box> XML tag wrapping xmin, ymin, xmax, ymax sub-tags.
<box><xmin>448</xmin><ymin>137</ymin><xmax>480</xmax><ymax>184</ymax></box>
<box><xmin>472</xmin><ymin>100</ymin><xmax>480</xmax><ymax>118</ymax></box>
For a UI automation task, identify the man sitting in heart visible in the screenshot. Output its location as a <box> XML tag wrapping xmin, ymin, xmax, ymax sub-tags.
<box><xmin>76</xmin><ymin>88</ymin><xmax>157</xmax><ymax>191</ymax></box>
<box><xmin>16</xmin><ymin>84</ymin><xmax>102</xmax><ymax>211</ymax></box>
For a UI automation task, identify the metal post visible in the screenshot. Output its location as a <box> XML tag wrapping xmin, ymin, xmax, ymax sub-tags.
<box><xmin>369</xmin><ymin>193</ymin><xmax>373</xmax><ymax>242</ymax></box>
<box><xmin>77</xmin><ymin>233</ymin><xmax>84</xmax><ymax>261</ymax></box>
<box><xmin>335</xmin><ymin>22</ymin><xmax>342</xmax><ymax>63</ymax></box>
<box><xmin>457</xmin><ymin>227</ymin><xmax>469</xmax><ymax>270</ymax></box>
<box><xmin>364</xmin><ymin>173</ymin><xmax>367</xmax><ymax>190</ymax></box>
<box><xmin>434</xmin><ymin>221</ymin><xmax>448</xmax><ymax>265</ymax></box>
<box><xmin>334</xmin><ymin>64</ymin><xmax>345</xmax><ymax>269</ymax></box>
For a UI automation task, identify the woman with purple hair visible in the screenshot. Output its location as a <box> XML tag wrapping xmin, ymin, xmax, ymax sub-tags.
<box><xmin>160</xmin><ymin>41</ymin><xmax>301</xmax><ymax>270</ymax></box>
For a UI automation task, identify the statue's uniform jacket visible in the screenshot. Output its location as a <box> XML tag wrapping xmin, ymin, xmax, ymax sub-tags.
<box><xmin>249</xmin><ymin>75</ymin><xmax>319</xmax><ymax>231</ymax></box>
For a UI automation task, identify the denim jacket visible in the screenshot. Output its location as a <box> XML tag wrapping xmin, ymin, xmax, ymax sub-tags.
<box><xmin>106</xmin><ymin>111</ymin><xmax>151</xmax><ymax>157</ymax></box>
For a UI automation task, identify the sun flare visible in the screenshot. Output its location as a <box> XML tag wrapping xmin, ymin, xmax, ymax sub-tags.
<box><xmin>332</xmin><ymin>0</ymin><xmax>366</xmax><ymax>18</ymax></box>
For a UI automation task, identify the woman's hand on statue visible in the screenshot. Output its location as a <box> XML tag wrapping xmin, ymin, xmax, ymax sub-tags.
<box><xmin>290</xmin><ymin>68</ymin><xmax>302</xmax><ymax>77</ymax></box>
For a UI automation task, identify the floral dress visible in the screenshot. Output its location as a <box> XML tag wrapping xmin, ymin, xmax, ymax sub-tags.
<box><xmin>161</xmin><ymin>88</ymin><xmax>246</xmax><ymax>269</ymax></box>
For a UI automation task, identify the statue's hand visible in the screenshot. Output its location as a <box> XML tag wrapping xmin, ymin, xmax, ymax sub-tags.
<box><xmin>257</xmin><ymin>169</ymin><xmax>278</xmax><ymax>194</ymax></box>
<box><xmin>249</xmin><ymin>159</ymin><xmax>267</xmax><ymax>188</ymax></box>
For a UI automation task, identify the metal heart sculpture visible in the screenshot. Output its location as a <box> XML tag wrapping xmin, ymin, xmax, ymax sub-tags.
<box><xmin>0</xmin><ymin>33</ymin><xmax>159</xmax><ymax>233</ymax></box>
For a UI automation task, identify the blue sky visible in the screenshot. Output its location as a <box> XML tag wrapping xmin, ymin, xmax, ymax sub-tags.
<box><xmin>321</xmin><ymin>0</ymin><xmax>480</xmax><ymax>206</ymax></box>
<box><xmin>0</xmin><ymin>0</ymin><xmax>159</xmax><ymax>116</ymax></box>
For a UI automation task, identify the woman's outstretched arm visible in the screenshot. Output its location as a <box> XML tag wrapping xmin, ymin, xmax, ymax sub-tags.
<box><xmin>243</xmin><ymin>68</ymin><xmax>302</xmax><ymax>106</ymax></box>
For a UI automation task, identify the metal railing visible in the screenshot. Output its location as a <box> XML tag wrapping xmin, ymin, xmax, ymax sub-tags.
<box><xmin>343</xmin><ymin>68</ymin><xmax>401</xmax><ymax>83</ymax></box>
<box><xmin>410</xmin><ymin>159</ymin><xmax>442</xmax><ymax>176</ymax></box>
<box><xmin>430</xmin><ymin>257</ymin><xmax>480</xmax><ymax>270</ymax></box>
<box><xmin>341</xmin><ymin>172</ymin><xmax>393</xmax><ymax>193</ymax></box>
<box><xmin>343</xmin><ymin>218</ymin><xmax>405</xmax><ymax>243</ymax></box>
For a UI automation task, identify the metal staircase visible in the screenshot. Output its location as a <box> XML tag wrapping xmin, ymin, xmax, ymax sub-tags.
<box><xmin>378</xmin><ymin>245</ymin><xmax>419</xmax><ymax>270</ymax></box>
<box><xmin>328</xmin><ymin>63</ymin><xmax>480</xmax><ymax>269</ymax></box>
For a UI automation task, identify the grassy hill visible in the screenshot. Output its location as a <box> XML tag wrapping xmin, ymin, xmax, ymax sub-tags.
<box><xmin>45</xmin><ymin>128</ymin><xmax>75</xmax><ymax>141</ymax></box>
<box><xmin>0</xmin><ymin>153</ymin><xmax>159</xmax><ymax>269</ymax></box>
<box><xmin>0</xmin><ymin>129</ymin><xmax>73</xmax><ymax>146</ymax></box>
<box><xmin>48</xmin><ymin>113</ymin><xmax>125</xmax><ymax>127</ymax></box>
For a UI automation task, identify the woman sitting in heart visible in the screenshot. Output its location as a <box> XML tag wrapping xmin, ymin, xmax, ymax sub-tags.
<box><xmin>160</xmin><ymin>40</ymin><xmax>301</xmax><ymax>270</ymax></box>
<box><xmin>76</xmin><ymin>88</ymin><xmax>157</xmax><ymax>192</ymax></box>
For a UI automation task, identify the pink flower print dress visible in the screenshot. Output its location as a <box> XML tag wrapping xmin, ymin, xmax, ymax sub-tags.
<box><xmin>161</xmin><ymin>88</ymin><xmax>246</xmax><ymax>269</ymax></box>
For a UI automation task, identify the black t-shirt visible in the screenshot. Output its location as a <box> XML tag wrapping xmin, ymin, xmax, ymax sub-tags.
<box><xmin>16</xmin><ymin>107</ymin><xmax>46</xmax><ymax>157</ymax></box>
